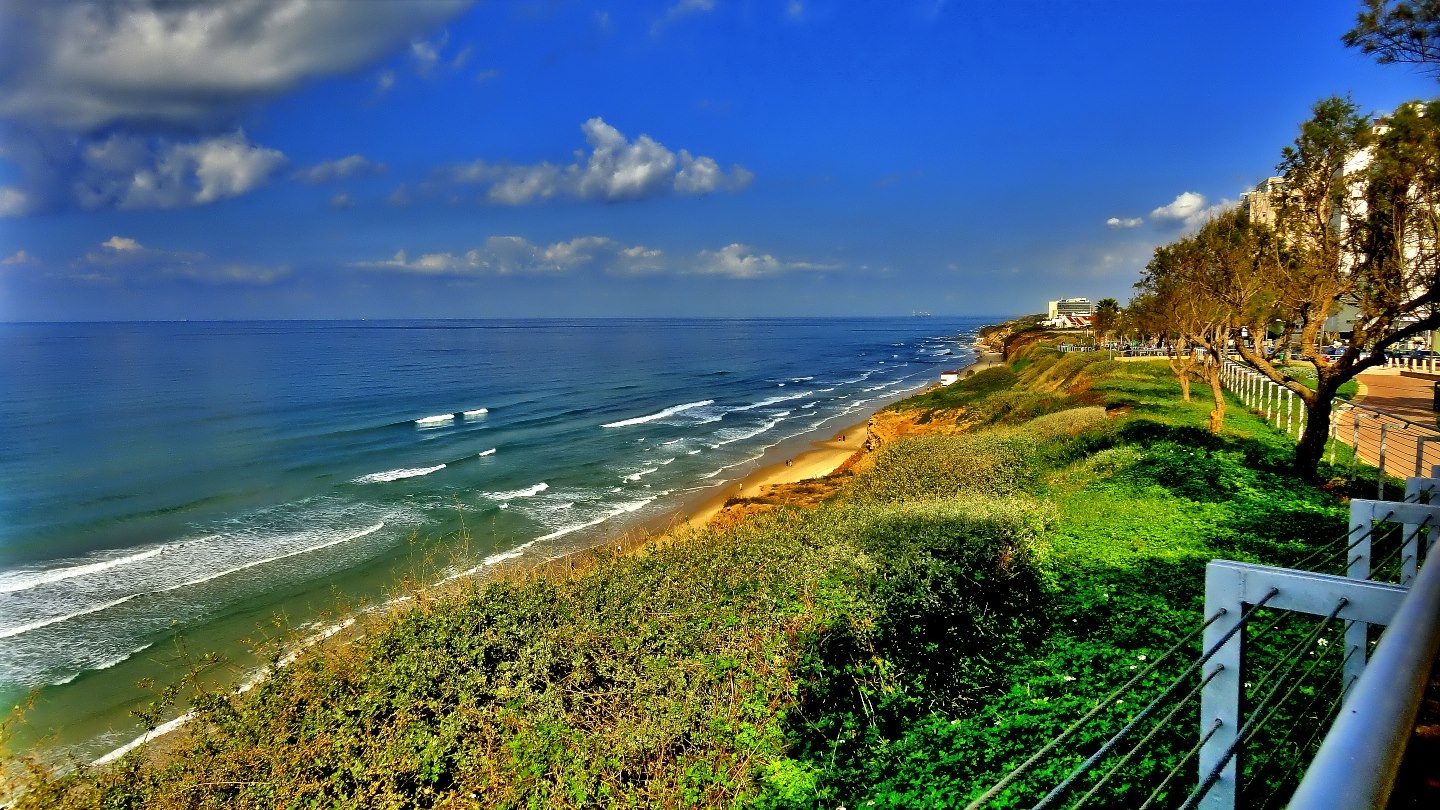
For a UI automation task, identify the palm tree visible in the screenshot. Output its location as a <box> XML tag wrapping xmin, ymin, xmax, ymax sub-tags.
<box><xmin>1094</xmin><ymin>298</ymin><xmax>1121</xmax><ymax>343</ymax></box>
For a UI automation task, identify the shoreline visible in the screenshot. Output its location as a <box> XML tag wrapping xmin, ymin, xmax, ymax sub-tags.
<box><xmin>649</xmin><ymin>339</ymin><xmax>1006</xmax><ymax>536</ymax></box>
<box><xmin>76</xmin><ymin>336</ymin><xmax>1005</xmax><ymax>771</ymax></box>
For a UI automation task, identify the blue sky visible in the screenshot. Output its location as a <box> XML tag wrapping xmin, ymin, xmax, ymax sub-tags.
<box><xmin>0</xmin><ymin>0</ymin><xmax>1433</xmax><ymax>321</ymax></box>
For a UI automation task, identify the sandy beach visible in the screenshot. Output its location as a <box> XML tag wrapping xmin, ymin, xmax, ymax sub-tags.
<box><xmin>674</xmin><ymin>424</ymin><xmax>870</xmax><ymax>530</ymax></box>
<box><xmin>663</xmin><ymin>340</ymin><xmax>1005</xmax><ymax>533</ymax></box>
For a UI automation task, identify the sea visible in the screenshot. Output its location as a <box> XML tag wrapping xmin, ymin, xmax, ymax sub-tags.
<box><xmin>0</xmin><ymin>317</ymin><xmax>987</xmax><ymax>762</ymax></box>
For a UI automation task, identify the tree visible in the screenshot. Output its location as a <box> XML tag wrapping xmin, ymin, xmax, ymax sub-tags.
<box><xmin>1093</xmin><ymin>298</ymin><xmax>1121</xmax><ymax>341</ymax></box>
<box><xmin>1344</xmin><ymin>0</ymin><xmax>1440</xmax><ymax>73</ymax></box>
<box><xmin>1135</xmin><ymin>210</ymin><xmax>1263</xmax><ymax>433</ymax></box>
<box><xmin>1228</xmin><ymin>98</ymin><xmax>1440</xmax><ymax>477</ymax></box>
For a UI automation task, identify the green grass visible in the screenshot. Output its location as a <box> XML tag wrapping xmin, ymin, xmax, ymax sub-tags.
<box><xmin>7</xmin><ymin>335</ymin><xmax>1384</xmax><ymax>810</ymax></box>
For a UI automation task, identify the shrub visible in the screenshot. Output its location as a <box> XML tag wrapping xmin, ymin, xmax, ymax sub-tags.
<box><xmin>851</xmin><ymin>434</ymin><xmax>1039</xmax><ymax>502</ymax></box>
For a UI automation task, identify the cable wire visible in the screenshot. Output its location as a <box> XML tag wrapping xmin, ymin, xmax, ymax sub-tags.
<box><xmin>960</xmin><ymin>605</ymin><xmax>1239</xmax><ymax>810</ymax></box>
<box><xmin>1177</xmin><ymin>599</ymin><xmax>1346</xmax><ymax>810</ymax></box>
<box><xmin>1069</xmin><ymin>668</ymin><xmax>1222</xmax><ymax>810</ymax></box>
<box><xmin>1137</xmin><ymin>719</ymin><xmax>1222</xmax><ymax>810</ymax></box>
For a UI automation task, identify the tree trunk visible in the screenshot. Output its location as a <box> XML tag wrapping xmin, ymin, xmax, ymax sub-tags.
<box><xmin>1206</xmin><ymin>366</ymin><xmax>1226</xmax><ymax>434</ymax></box>
<box><xmin>1295</xmin><ymin>393</ymin><xmax>1336</xmax><ymax>480</ymax></box>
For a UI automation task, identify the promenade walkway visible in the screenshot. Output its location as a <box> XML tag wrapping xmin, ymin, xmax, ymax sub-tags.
<box><xmin>1332</xmin><ymin>369</ymin><xmax>1440</xmax><ymax>485</ymax></box>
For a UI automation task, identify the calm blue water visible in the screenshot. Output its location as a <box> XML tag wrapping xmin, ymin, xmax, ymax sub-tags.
<box><xmin>0</xmin><ymin>317</ymin><xmax>985</xmax><ymax>759</ymax></box>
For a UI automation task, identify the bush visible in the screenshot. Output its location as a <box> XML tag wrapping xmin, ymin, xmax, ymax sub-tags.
<box><xmin>851</xmin><ymin>434</ymin><xmax>1039</xmax><ymax>502</ymax></box>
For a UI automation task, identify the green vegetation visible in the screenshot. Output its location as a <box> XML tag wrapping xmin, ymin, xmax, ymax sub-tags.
<box><xmin>7</xmin><ymin>340</ymin><xmax>1376</xmax><ymax>809</ymax></box>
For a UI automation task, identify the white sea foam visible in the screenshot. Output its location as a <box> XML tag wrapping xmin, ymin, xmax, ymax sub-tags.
<box><xmin>92</xmin><ymin>617</ymin><xmax>355</xmax><ymax>767</ymax></box>
<box><xmin>731</xmin><ymin>392</ymin><xmax>808</xmax><ymax>412</ymax></box>
<box><xmin>0</xmin><ymin>547</ymin><xmax>163</xmax><ymax>595</ymax></box>
<box><xmin>792</xmin><ymin>376</ymin><xmax>814</xmax><ymax>381</ymax></box>
<box><xmin>478</xmin><ymin>448</ymin><xmax>497</xmax><ymax>457</ymax></box>
<box><xmin>624</xmin><ymin>468</ymin><xmax>659</xmax><ymax>482</ymax></box>
<box><xmin>462</xmin><ymin>408</ymin><xmax>489</xmax><ymax>419</ymax></box>
<box><xmin>414</xmin><ymin>413</ymin><xmax>455</xmax><ymax>427</ymax></box>
<box><xmin>0</xmin><ymin>594</ymin><xmax>140</xmax><ymax>640</ymax></box>
<box><xmin>56</xmin><ymin>641</ymin><xmax>157</xmax><ymax>685</ymax></box>
<box><xmin>801</xmin><ymin>401</ymin><xmax>818</xmax><ymax>409</ymax></box>
<box><xmin>661</xmin><ymin>439</ymin><xmax>682</xmax><ymax>446</ymax></box>
<box><xmin>160</xmin><ymin>522</ymin><xmax>386</xmax><ymax>592</ymax></box>
<box><xmin>486</xmin><ymin>482</ymin><xmax>549</xmax><ymax>501</ymax></box>
<box><xmin>352</xmin><ymin>464</ymin><xmax>445</xmax><ymax>484</ymax></box>
<box><xmin>94</xmin><ymin>710</ymin><xmax>194</xmax><ymax>766</ymax></box>
<box><xmin>687</xmin><ymin>449</ymin><xmax>701</xmax><ymax>455</ymax></box>
<box><xmin>601</xmin><ymin>399</ymin><xmax>714</xmax><ymax>428</ymax></box>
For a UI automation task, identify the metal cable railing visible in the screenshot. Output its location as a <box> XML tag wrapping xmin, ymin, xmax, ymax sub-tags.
<box><xmin>958</xmin><ymin>485</ymin><xmax>1438</xmax><ymax>810</ymax></box>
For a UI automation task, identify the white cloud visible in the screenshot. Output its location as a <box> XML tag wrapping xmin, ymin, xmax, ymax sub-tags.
<box><xmin>411</xmin><ymin>36</ymin><xmax>443</xmax><ymax>77</ymax></box>
<box><xmin>78</xmin><ymin>236</ymin><xmax>287</xmax><ymax>285</ymax></box>
<box><xmin>330</xmin><ymin>192</ymin><xmax>355</xmax><ymax>209</ymax></box>
<box><xmin>692</xmin><ymin>243</ymin><xmax>834</xmax><ymax>278</ymax></box>
<box><xmin>786</xmin><ymin>1</ymin><xmax>806</xmax><ymax>21</ymax></box>
<box><xmin>446</xmin><ymin>118</ymin><xmax>751</xmax><ymax>204</ymax></box>
<box><xmin>1106</xmin><ymin>216</ymin><xmax>1143</xmax><ymax>229</ymax></box>
<box><xmin>0</xmin><ymin>185</ymin><xmax>28</xmax><ymax>216</ymax></box>
<box><xmin>375</xmin><ymin>70</ymin><xmax>398</xmax><ymax>96</ymax></box>
<box><xmin>353</xmin><ymin>237</ymin><xmax>834</xmax><ymax>280</ymax></box>
<box><xmin>1149</xmin><ymin>191</ymin><xmax>1238</xmax><ymax>231</ymax></box>
<box><xmin>2</xmin><ymin>249</ymin><xmax>32</xmax><ymax>264</ymax></box>
<box><xmin>353</xmin><ymin>236</ymin><xmax>667</xmax><ymax>276</ymax></box>
<box><xmin>475</xmin><ymin>68</ymin><xmax>501</xmax><ymax>83</ymax></box>
<box><xmin>74</xmin><ymin>131</ymin><xmax>286</xmax><ymax>210</ymax></box>
<box><xmin>0</xmin><ymin>0</ymin><xmax>475</xmax><ymax>130</ymax></box>
<box><xmin>102</xmin><ymin>236</ymin><xmax>141</xmax><ymax>252</ymax></box>
<box><xmin>652</xmin><ymin>0</ymin><xmax>717</xmax><ymax>35</ymax></box>
<box><xmin>294</xmin><ymin>155</ymin><xmax>386</xmax><ymax>183</ymax></box>
<box><xmin>1150</xmin><ymin>191</ymin><xmax>1207</xmax><ymax>223</ymax></box>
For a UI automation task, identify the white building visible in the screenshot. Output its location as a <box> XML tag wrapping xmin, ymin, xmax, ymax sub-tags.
<box><xmin>1048</xmin><ymin>298</ymin><xmax>1094</xmax><ymax>320</ymax></box>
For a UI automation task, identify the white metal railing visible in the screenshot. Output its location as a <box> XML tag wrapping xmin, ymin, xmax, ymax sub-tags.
<box><xmin>1196</xmin><ymin>481</ymin><xmax>1440</xmax><ymax>810</ymax></box>
<box><xmin>1221</xmin><ymin>360</ymin><xmax>1440</xmax><ymax>494</ymax></box>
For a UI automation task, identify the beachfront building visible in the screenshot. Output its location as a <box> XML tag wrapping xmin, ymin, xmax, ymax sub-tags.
<box><xmin>1048</xmin><ymin>297</ymin><xmax>1094</xmax><ymax>320</ymax></box>
<box><xmin>939</xmin><ymin>369</ymin><xmax>961</xmax><ymax>385</ymax></box>
<box><xmin>1044</xmin><ymin>298</ymin><xmax>1094</xmax><ymax>328</ymax></box>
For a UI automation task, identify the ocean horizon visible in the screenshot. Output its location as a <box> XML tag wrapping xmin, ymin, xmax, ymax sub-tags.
<box><xmin>0</xmin><ymin>316</ymin><xmax>992</xmax><ymax>761</ymax></box>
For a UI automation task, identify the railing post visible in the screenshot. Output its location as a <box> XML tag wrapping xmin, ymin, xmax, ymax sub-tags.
<box><xmin>1351</xmin><ymin>413</ymin><xmax>1363</xmax><ymax>481</ymax></box>
<box><xmin>1379</xmin><ymin>422</ymin><xmax>1389</xmax><ymax>499</ymax></box>
<box><xmin>1199</xmin><ymin>566</ymin><xmax>1245</xmax><ymax>810</ymax></box>
<box><xmin>1329</xmin><ymin>409</ymin><xmax>1339</xmax><ymax>464</ymax></box>
<box><xmin>1348</xmin><ymin>501</ymin><xmax>1376</xmax><ymax>701</ymax></box>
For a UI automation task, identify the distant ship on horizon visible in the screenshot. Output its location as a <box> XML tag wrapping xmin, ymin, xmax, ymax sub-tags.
<box><xmin>911</xmin><ymin>310</ymin><xmax>932</xmax><ymax>317</ymax></box>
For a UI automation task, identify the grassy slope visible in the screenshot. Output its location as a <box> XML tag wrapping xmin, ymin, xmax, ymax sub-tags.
<box><xmin>6</xmin><ymin>342</ymin><xmax>1370</xmax><ymax>809</ymax></box>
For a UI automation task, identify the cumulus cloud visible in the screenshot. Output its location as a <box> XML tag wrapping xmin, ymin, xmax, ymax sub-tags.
<box><xmin>445</xmin><ymin>118</ymin><xmax>751</xmax><ymax>204</ymax></box>
<box><xmin>2</xmin><ymin>249</ymin><xmax>32</xmax><ymax>265</ymax></box>
<box><xmin>353</xmin><ymin>236</ymin><xmax>834</xmax><ymax>280</ymax></box>
<box><xmin>652</xmin><ymin>0</ymin><xmax>717</xmax><ymax>35</ymax></box>
<box><xmin>1149</xmin><ymin>191</ymin><xmax>1238</xmax><ymax>231</ymax></box>
<box><xmin>102</xmin><ymin>235</ymin><xmax>141</xmax><ymax>252</ymax></box>
<box><xmin>72</xmin><ymin>131</ymin><xmax>287</xmax><ymax>209</ymax></box>
<box><xmin>353</xmin><ymin>236</ymin><xmax>667</xmax><ymax>276</ymax></box>
<box><xmin>692</xmin><ymin>243</ymin><xmax>833</xmax><ymax>278</ymax></box>
<box><xmin>294</xmin><ymin>155</ymin><xmax>387</xmax><ymax>184</ymax></box>
<box><xmin>0</xmin><ymin>185</ymin><xmax>28</xmax><ymax>216</ymax></box>
<box><xmin>1106</xmin><ymin>216</ymin><xmax>1143</xmax><ymax>229</ymax></box>
<box><xmin>1150</xmin><ymin>192</ymin><xmax>1207</xmax><ymax>223</ymax></box>
<box><xmin>0</xmin><ymin>0</ymin><xmax>475</xmax><ymax>130</ymax></box>
<box><xmin>77</xmin><ymin>235</ymin><xmax>288</xmax><ymax>285</ymax></box>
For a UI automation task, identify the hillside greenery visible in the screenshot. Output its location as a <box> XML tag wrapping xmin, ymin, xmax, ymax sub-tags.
<box><xmin>5</xmin><ymin>339</ymin><xmax>1375</xmax><ymax>808</ymax></box>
